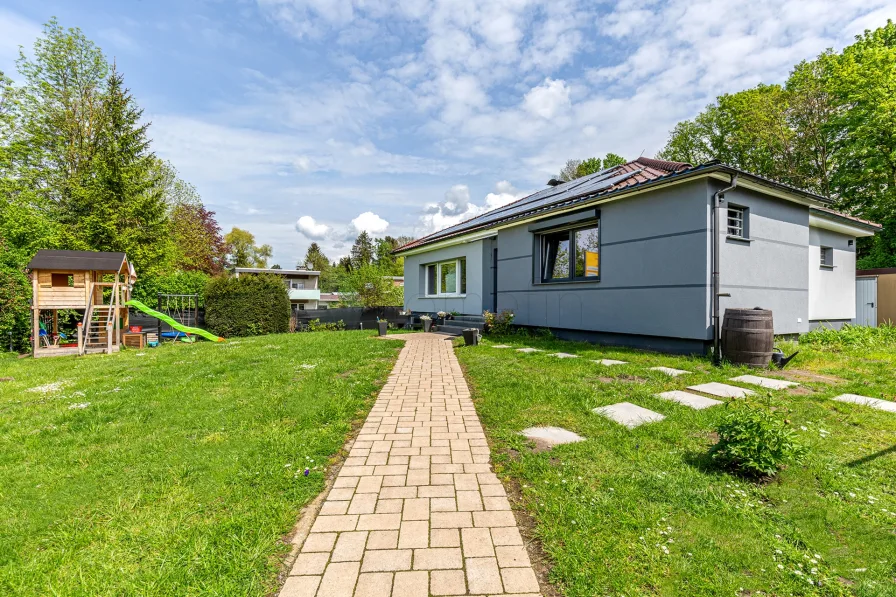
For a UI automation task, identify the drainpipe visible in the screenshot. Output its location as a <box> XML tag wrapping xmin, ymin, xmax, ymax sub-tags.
<box><xmin>712</xmin><ymin>173</ymin><xmax>738</xmax><ymax>365</ymax></box>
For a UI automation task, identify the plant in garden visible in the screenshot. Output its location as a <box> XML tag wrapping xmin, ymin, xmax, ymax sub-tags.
<box><xmin>711</xmin><ymin>398</ymin><xmax>808</xmax><ymax>478</ymax></box>
<box><xmin>483</xmin><ymin>309</ymin><xmax>515</xmax><ymax>335</ymax></box>
<box><xmin>204</xmin><ymin>274</ymin><xmax>289</xmax><ymax>337</ymax></box>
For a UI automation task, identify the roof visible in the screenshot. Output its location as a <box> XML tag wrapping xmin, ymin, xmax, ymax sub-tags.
<box><xmin>234</xmin><ymin>267</ymin><xmax>321</xmax><ymax>276</ymax></box>
<box><xmin>27</xmin><ymin>250</ymin><xmax>128</xmax><ymax>272</ymax></box>
<box><xmin>857</xmin><ymin>268</ymin><xmax>896</xmax><ymax>276</ymax></box>
<box><xmin>809</xmin><ymin>206</ymin><xmax>882</xmax><ymax>231</ymax></box>
<box><xmin>394</xmin><ymin>157</ymin><xmax>875</xmax><ymax>254</ymax></box>
<box><xmin>319</xmin><ymin>293</ymin><xmax>341</xmax><ymax>301</ymax></box>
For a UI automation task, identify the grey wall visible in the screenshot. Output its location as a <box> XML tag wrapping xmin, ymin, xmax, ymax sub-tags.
<box><xmin>403</xmin><ymin>240</ymin><xmax>488</xmax><ymax>314</ymax></box>
<box><xmin>495</xmin><ymin>179</ymin><xmax>711</xmax><ymax>340</ymax></box>
<box><xmin>716</xmin><ymin>183</ymin><xmax>810</xmax><ymax>335</ymax></box>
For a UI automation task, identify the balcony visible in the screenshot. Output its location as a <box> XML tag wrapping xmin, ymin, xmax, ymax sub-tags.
<box><xmin>288</xmin><ymin>288</ymin><xmax>321</xmax><ymax>301</ymax></box>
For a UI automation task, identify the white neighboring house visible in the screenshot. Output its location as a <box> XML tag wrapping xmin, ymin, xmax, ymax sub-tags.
<box><xmin>233</xmin><ymin>267</ymin><xmax>321</xmax><ymax>311</ymax></box>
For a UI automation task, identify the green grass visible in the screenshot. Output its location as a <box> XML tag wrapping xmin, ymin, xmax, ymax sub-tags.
<box><xmin>0</xmin><ymin>331</ymin><xmax>402</xmax><ymax>596</ymax></box>
<box><xmin>456</xmin><ymin>336</ymin><xmax>896</xmax><ymax>597</ymax></box>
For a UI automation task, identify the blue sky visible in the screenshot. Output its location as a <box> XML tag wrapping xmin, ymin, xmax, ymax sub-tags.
<box><xmin>1</xmin><ymin>1</ymin><xmax>894</xmax><ymax>267</ymax></box>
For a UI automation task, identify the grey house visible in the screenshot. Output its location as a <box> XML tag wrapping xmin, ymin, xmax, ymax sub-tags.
<box><xmin>395</xmin><ymin>157</ymin><xmax>881</xmax><ymax>353</ymax></box>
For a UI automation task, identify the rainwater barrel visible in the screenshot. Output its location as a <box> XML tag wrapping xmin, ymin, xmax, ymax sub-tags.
<box><xmin>721</xmin><ymin>308</ymin><xmax>774</xmax><ymax>368</ymax></box>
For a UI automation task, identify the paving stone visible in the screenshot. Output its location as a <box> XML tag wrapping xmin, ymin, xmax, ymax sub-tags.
<box><xmin>310</xmin><ymin>515</ymin><xmax>358</xmax><ymax>533</ymax></box>
<box><xmin>490</xmin><ymin>527</ymin><xmax>523</xmax><ymax>546</ymax></box>
<box><xmin>301</xmin><ymin>532</ymin><xmax>337</xmax><ymax>553</ymax></box>
<box><xmin>687</xmin><ymin>382</ymin><xmax>755</xmax><ymax>398</ymax></box>
<box><xmin>317</xmin><ymin>561</ymin><xmax>360</xmax><ymax>597</ymax></box>
<box><xmin>473</xmin><ymin>510</ymin><xmax>516</xmax><ymax>528</ymax></box>
<box><xmin>356</xmin><ymin>513</ymin><xmax>402</xmax><ymax>531</ymax></box>
<box><xmin>398</xmin><ymin>520</ymin><xmax>429</xmax><ymax>549</ymax></box>
<box><xmin>593</xmin><ymin>402</ymin><xmax>666</xmax><ymax>429</ymax></box>
<box><xmin>461</xmin><ymin>527</ymin><xmax>494</xmax><ymax>558</ymax></box>
<box><xmin>280</xmin><ymin>576</ymin><xmax>321</xmax><ymax>597</ymax></box>
<box><xmin>430</xmin><ymin>528</ymin><xmax>461</xmax><ymax>548</ymax></box>
<box><xmin>650</xmin><ymin>366</ymin><xmax>690</xmax><ymax>377</ymax></box>
<box><xmin>430</xmin><ymin>569</ymin><xmax>466</xmax><ymax>595</ymax></box>
<box><xmin>730</xmin><ymin>374</ymin><xmax>799</xmax><ymax>389</ymax></box>
<box><xmin>367</xmin><ymin>530</ymin><xmax>398</xmax><ymax>550</ymax></box>
<box><xmin>521</xmin><ymin>426</ymin><xmax>585</xmax><ymax>446</ymax></box>
<box><xmin>465</xmin><ymin>557</ymin><xmax>504</xmax><ymax>594</ymax></box>
<box><xmin>489</xmin><ymin>344</ymin><xmax>512</xmax><ymax>348</ymax></box>
<box><xmin>354</xmin><ymin>572</ymin><xmax>393</xmax><ymax>597</ymax></box>
<box><xmin>594</xmin><ymin>359</ymin><xmax>627</xmax><ymax>366</ymax></box>
<box><xmin>495</xmin><ymin>545</ymin><xmax>531</xmax><ymax>568</ymax></box>
<box><xmin>833</xmin><ymin>394</ymin><xmax>896</xmax><ymax>413</ymax></box>
<box><xmin>550</xmin><ymin>352</ymin><xmax>579</xmax><ymax>358</ymax></box>
<box><xmin>331</xmin><ymin>531</ymin><xmax>367</xmax><ymax>562</ymax></box>
<box><xmin>291</xmin><ymin>552</ymin><xmax>330</xmax><ymax>575</ymax></box>
<box><xmin>656</xmin><ymin>390</ymin><xmax>723</xmax><ymax>410</ymax></box>
<box><xmin>360</xmin><ymin>549</ymin><xmax>412</xmax><ymax>572</ymax></box>
<box><xmin>402</xmin><ymin>498</ymin><xmax>430</xmax><ymax>521</ymax></box>
<box><xmin>501</xmin><ymin>567</ymin><xmax>540</xmax><ymax>593</ymax></box>
<box><xmin>456</xmin><ymin>490</ymin><xmax>484</xmax><ymax>511</ymax></box>
<box><xmin>413</xmin><ymin>547</ymin><xmax>463</xmax><ymax>570</ymax></box>
<box><xmin>431</xmin><ymin>511</ymin><xmax>473</xmax><ymax>528</ymax></box>
<box><xmin>392</xmin><ymin>570</ymin><xmax>429</xmax><ymax>597</ymax></box>
<box><xmin>515</xmin><ymin>347</ymin><xmax>542</xmax><ymax>353</ymax></box>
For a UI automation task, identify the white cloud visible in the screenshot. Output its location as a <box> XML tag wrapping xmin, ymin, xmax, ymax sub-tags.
<box><xmin>351</xmin><ymin>211</ymin><xmax>390</xmax><ymax>234</ymax></box>
<box><xmin>523</xmin><ymin>78</ymin><xmax>571</xmax><ymax>119</ymax></box>
<box><xmin>419</xmin><ymin>180</ymin><xmax>530</xmax><ymax>234</ymax></box>
<box><xmin>295</xmin><ymin>215</ymin><xmax>330</xmax><ymax>239</ymax></box>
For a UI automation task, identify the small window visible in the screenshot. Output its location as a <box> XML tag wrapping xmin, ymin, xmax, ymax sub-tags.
<box><xmin>51</xmin><ymin>273</ymin><xmax>74</xmax><ymax>287</ymax></box>
<box><xmin>820</xmin><ymin>247</ymin><xmax>833</xmax><ymax>268</ymax></box>
<box><xmin>425</xmin><ymin>259</ymin><xmax>466</xmax><ymax>296</ymax></box>
<box><xmin>298</xmin><ymin>303</ymin><xmax>305</xmax><ymax>310</ymax></box>
<box><xmin>727</xmin><ymin>206</ymin><xmax>746</xmax><ymax>238</ymax></box>
<box><xmin>539</xmin><ymin>223</ymin><xmax>600</xmax><ymax>283</ymax></box>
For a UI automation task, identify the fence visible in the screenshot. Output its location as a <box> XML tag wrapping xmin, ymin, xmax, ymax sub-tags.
<box><xmin>294</xmin><ymin>306</ymin><xmax>407</xmax><ymax>330</ymax></box>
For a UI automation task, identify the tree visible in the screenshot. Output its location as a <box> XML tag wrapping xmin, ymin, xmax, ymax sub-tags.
<box><xmin>350</xmin><ymin>231</ymin><xmax>375</xmax><ymax>269</ymax></box>
<box><xmin>170</xmin><ymin>203</ymin><xmax>227</xmax><ymax>274</ymax></box>
<box><xmin>558</xmin><ymin>159</ymin><xmax>581</xmax><ymax>182</ymax></box>
<box><xmin>302</xmin><ymin>242</ymin><xmax>330</xmax><ymax>272</ymax></box>
<box><xmin>153</xmin><ymin>159</ymin><xmax>201</xmax><ymax>209</ymax></box>
<box><xmin>559</xmin><ymin>154</ymin><xmax>628</xmax><ymax>181</ymax></box>
<box><xmin>374</xmin><ymin>236</ymin><xmax>405</xmax><ymax>276</ymax></box>
<box><xmin>225</xmin><ymin>227</ymin><xmax>272</xmax><ymax>268</ymax></box>
<box><xmin>270</xmin><ymin>264</ymin><xmax>281</xmax><ymax>269</ymax></box>
<box><xmin>338</xmin><ymin>264</ymin><xmax>403</xmax><ymax>307</ymax></box>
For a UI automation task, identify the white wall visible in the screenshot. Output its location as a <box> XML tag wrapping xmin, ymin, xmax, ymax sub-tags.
<box><xmin>808</xmin><ymin>227</ymin><xmax>856</xmax><ymax>321</ymax></box>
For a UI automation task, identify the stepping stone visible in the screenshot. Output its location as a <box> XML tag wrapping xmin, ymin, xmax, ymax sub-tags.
<box><xmin>516</xmin><ymin>347</ymin><xmax>542</xmax><ymax>353</ymax></box>
<box><xmin>656</xmin><ymin>390</ymin><xmax>722</xmax><ymax>410</ymax></box>
<box><xmin>687</xmin><ymin>382</ymin><xmax>755</xmax><ymax>399</ymax></box>
<box><xmin>550</xmin><ymin>352</ymin><xmax>579</xmax><ymax>358</ymax></box>
<box><xmin>833</xmin><ymin>394</ymin><xmax>896</xmax><ymax>413</ymax></box>
<box><xmin>650</xmin><ymin>367</ymin><xmax>690</xmax><ymax>377</ymax></box>
<box><xmin>594</xmin><ymin>359</ymin><xmax>627</xmax><ymax>366</ymax></box>
<box><xmin>729</xmin><ymin>375</ymin><xmax>798</xmax><ymax>390</ymax></box>
<box><xmin>490</xmin><ymin>344</ymin><xmax>512</xmax><ymax>348</ymax></box>
<box><xmin>521</xmin><ymin>426</ymin><xmax>585</xmax><ymax>446</ymax></box>
<box><xmin>593</xmin><ymin>402</ymin><xmax>665</xmax><ymax>429</ymax></box>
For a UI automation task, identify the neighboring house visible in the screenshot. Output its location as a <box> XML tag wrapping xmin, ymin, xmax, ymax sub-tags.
<box><xmin>385</xmin><ymin>276</ymin><xmax>405</xmax><ymax>287</ymax></box>
<box><xmin>233</xmin><ymin>267</ymin><xmax>321</xmax><ymax>311</ymax></box>
<box><xmin>318</xmin><ymin>292</ymin><xmax>342</xmax><ymax>309</ymax></box>
<box><xmin>395</xmin><ymin>157</ymin><xmax>881</xmax><ymax>353</ymax></box>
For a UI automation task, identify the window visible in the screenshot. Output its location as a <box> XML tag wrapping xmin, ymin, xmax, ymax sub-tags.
<box><xmin>291</xmin><ymin>280</ymin><xmax>305</xmax><ymax>289</ymax></box>
<box><xmin>51</xmin><ymin>273</ymin><xmax>74</xmax><ymax>287</ymax></box>
<box><xmin>425</xmin><ymin>259</ymin><xmax>467</xmax><ymax>296</ymax></box>
<box><xmin>540</xmin><ymin>223</ymin><xmax>600</xmax><ymax>283</ymax></box>
<box><xmin>727</xmin><ymin>206</ymin><xmax>746</xmax><ymax>238</ymax></box>
<box><xmin>820</xmin><ymin>246</ymin><xmax>833</xmax><ymax>268</ymax></box>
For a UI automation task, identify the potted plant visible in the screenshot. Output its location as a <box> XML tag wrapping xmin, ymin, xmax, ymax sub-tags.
<box><xmin>462</xmin><ymin>328</ymin><xmax>480</xmax><ymax>346</ymax></box>
<box><xmin>420</xmin><ymin>314</ymin><xmax>432</xmax><ymax>332</ymax></box>
<box><xmin>400</xmin><ymin>309</ymin><xmax>413</xmax><ymax>329</ymax></box>
<box><xmin>437</xmin><ymin>311</ymin><xmax>448</xmax><ymax>325</ymax></box>
<box><xmin>377</xmin><ymin>317</ymin><xmax>388</xmax><ymax>337</ymax></box>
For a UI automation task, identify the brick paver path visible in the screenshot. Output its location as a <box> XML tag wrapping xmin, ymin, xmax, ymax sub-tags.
<box><xmin>280</xmin><ymin>333</ymin><xmax>541</xmax><ymax>597</ymax></box>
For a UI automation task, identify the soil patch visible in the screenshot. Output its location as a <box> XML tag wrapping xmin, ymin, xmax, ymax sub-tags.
<box><xmin>788</xmin><ymin>386</ymin><xmax>815</xmax><ymax>396</ymax></box>
<box><xmin>0</xmin><ymin>377</ymin><xmax>13</xmax><ymax>382</ymax></box>
<box><xmin>777</xmin><ymin>369</ymin><xmax>845</xmax><ymax>384</ymax></box>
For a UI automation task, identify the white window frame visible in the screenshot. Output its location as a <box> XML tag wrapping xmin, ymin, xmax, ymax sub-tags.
<box><xmin>820</xmin><ymin>246</ymin><xmax>833</xmax><ymax>268</ymax></box>
<box><xmin>727</xmin><ymin>206</ymin><xmax>746</xmax><ymax>238</ymax></box>
<box><xmin>425</xmin><ymin>259</ymin><xmax>466</xmax><ymax>297</ymax></box>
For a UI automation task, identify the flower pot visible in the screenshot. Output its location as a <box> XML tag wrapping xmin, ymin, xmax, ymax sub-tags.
<box><xmin>377</xmin><ymin>321</ymin><xmax>388</xmax><ymax>336</ymax></box>
<box><xmin>462</xmin><ymin>328</ymin><xmax>480</xmax><ymax>346</ymax></box>
<box><xmin>423</xmin><ymin>319</ymin><xmax>432</xmax><ymax>332</ymax></box>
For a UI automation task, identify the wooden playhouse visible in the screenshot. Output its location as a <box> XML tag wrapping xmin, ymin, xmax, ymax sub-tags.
<box><xmin>27</xmin><ymin>250</ymin><xmax>137</xmax><ymax>357</ymax></box>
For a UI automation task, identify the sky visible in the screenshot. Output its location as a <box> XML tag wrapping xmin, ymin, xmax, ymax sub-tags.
<box><xmin>1</xmin><ymin>1</ymin><xmax>894</xmax><ymax>267</ymax></box>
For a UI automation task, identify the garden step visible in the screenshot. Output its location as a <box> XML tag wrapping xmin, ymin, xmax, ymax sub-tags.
<box><xmin>433</xmin><ymin>325</ymin><xmax>469</xmax><ymax>336</ymax></box>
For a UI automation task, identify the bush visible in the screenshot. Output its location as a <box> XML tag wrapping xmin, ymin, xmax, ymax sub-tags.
<box><xmin>800</xmin><ymin>323</ymin><xmax>896</xmax><ymax>349</ymax></box>
<box><xmin>711</xmin><ymin>400</ymin><xmax>807</xmax><ymax>478</ymax></box>
<box><xmin>483</xmin><ymin>309</ymin><xmax>515</xmax><ymax>335</ymax></box>
<box><xmin>302</xmin><ymin>319</ymin><xmax>346</xmax><ymax>332</ymax></box>
<box><xmin>204</xmin><ymin>274</ymin><xmax>289</xmax><ymax>337</ymax></box>
<box><xmin>0</xmin><ymin>260</ymin><xmax>31</xmax><ymax>352</ymax></box>
<box><xmin>132</xmin><ymin>271</ymin><xmax>211</xmax><ymax>307</ymax></box>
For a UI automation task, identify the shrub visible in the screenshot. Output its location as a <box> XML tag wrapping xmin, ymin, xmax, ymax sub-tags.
<box><xmin>204</xmin><ymin>274</ymin><xmax>289</xmax><ymax>337</ymax></box>
<box><xmin>0</xmin><ymin>259</ymin><xmax>31</xmax><ymax>352</ymax></box>
<box><xmin>711</xmin><ymin>400</ymin><xmax>807</xmax><ymax>478</ymax></box>
<box><xmin>483</xmin><ymin>310</ymin><xmax>515</xmax><ymax>335</ymax></box>
<box><xmin>302</xmin><ymin>319</ymin><xmax>346</xmax><ymax>332</ymax></box>
<box><xmin>132</xmin><ymin>271</ymin><xmax>211</xmax><ymax>307</ymax></box>
<box><xmin>800</xmin><ymin>323</ymin><xmax>896</xmax><ymax>349</ymax></box>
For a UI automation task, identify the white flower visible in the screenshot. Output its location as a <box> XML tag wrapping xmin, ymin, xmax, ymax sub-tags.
<box><xmin>68</xmin><ymin>402</ymin><xmax>90</xmax><ymax>409</ymax></box>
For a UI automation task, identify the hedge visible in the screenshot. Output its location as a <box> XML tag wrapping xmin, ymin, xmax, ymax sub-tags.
<box><xmin>204</xmin><ymin>274</ymin><xmax>289</xmax><ymax>337</ymax></box>
<box><xmin>132</xmin><ymin>271</ymin><xmax>211</xmax><ymax>307</ymax></box>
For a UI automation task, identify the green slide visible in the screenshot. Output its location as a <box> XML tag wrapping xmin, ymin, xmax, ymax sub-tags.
<box><xmin>125</xmin><ymin>300</ymin><xmax>225</xmax><ymax>343</ymax></box>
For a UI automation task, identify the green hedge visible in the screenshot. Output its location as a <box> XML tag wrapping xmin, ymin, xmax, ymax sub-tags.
<box><xmin>204</xmin><ymin>274</ymin><xmax>289</xmax><ymax>337</ymax></box>
<box><xmin>132</xmin><ymin>271</ymin><xmax>211</xmax><ymax>307</ymax></box>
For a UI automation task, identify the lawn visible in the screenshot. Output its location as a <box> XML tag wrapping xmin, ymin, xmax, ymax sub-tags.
<box><xmin>456</xmin><ymin>335</ymin><xmax>896</xmax><ymax>597</ymax></box>
<box><xmin>0</xmin><ymin>331</ymin><xmax>402</xmax><ymax>596</ymax></box>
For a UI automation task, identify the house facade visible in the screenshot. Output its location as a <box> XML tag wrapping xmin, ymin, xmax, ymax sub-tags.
<box><xmin>395</xmin><ymin>157</ymin><xmax>880</xmax><ymax>353</ymax></box>
<box><xmin>233</xmin><ymin>267</ymin><xmax>321</xmax><ymax>311</ymax></box>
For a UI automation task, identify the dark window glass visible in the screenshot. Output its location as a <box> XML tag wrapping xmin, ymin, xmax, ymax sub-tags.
<box><xmin>542</xmin><ymin>232</ymin><xmax>570</xmax><ymax>281</ymax></box>
<box><xmin>574</xmin><ymin>226</ymin><xmax>600</xmax><ymax>278</ymax></box>
<box><xmin>440</xmin><ymin>261</ymin><xmax>457</xmax><ymax>294</ymax></box>
<box><xmin>459</xmin><ymin>258</ymin><xmax>467</xmax><ymax>294</ymax></box>
<box><xmin>426</xmin><ymin>264</ymin><xmax>437</xmax><ymax>294</ymax></box>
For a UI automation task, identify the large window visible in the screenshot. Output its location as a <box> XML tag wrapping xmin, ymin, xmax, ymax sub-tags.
<box><xmin>540</xmin><ymin>223</ymin><xmax>600</xmax><ymax>283</ymax></box>
<box><xmin>426</xmin><ymin>258</ymin><xmax>467</xmax><ymax>296</ymax></box>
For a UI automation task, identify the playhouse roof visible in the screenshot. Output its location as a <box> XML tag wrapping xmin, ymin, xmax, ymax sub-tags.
<box><xmin>27</xmin><ymin>250</ymin><xmax>129</xmax><ymax>272</ymax></box>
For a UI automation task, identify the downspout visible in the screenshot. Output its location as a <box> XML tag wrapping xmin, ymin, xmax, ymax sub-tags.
<box><xmin>712</xmin><ymin>173</ymin><xmax>738</xmax><ymax>365</ymax></box>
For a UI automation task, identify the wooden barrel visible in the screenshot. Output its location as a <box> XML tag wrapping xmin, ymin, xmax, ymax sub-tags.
<box><xmin>721</xmin><ymin>308</ymin><xmax>774</xmax><ymax>368</ymax></box>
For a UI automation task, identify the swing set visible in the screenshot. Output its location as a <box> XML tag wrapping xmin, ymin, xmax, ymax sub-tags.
<box><xmin>156</xmin><ymin>293</ymin><xmax>200</xmax><ymax>342</ymax></box>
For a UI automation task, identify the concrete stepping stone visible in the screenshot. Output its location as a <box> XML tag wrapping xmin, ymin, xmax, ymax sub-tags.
<box><xmin>516</xmin><ymin>347</ymin><xmax>542</xmax><ymax>353</ymax></box>
<box><xmin>730</xmin><ymin>374</ymin><xmax>798</xmax><ymax>390</ymax></box>
<box><xmin>490</xmin><ymin>344</ymin><xmax>512</xmax><ymax>348</ymax></box>
<box><xmin>550</xmin><ymin>352</ymin><xmax>579</xmax><ymax>358</ymax></box>
<box><xmin>593</xmin><ymin>402</ymin><xmax>665</xmax><ymax>429</ymax></box>
<box><xmin>687</xmin><ymin>382</ymin><xmax>755</xmax><ymax>399</ymax></box>
<box><xmin>594</xmin><ymin>359</ymin><xmax>627</xmax><ymax>366</ymax></box>
<box><xmin>833</xmin><ymin>394</ymin><xmax>896</xmax><ymax>413</ymax></box>
<box><xmin>521</xmin><ymin>426</ymin><xmax>585</xmax><ymax>446</ymax></box>
<box><xmin>656</xmin><ymin>390</ymin><xmax>722</xmax><ymax>410</ymax></box>
<box><xmin>650</xmin><ymin>366</ymin><xmax>690</xmax><ymax>377</ymax></box>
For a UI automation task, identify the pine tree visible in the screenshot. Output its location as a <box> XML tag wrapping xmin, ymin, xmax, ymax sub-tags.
<box><xmin>350</xmin><ymin>231</ymin><xmax>375</xmax><ymax>269</ymax></box>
